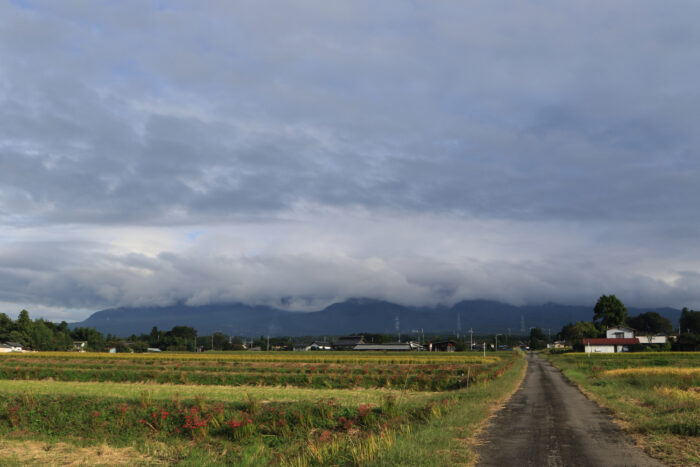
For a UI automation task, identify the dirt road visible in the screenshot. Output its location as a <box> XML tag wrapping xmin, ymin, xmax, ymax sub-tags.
<box><xmin>476</xmin><ymin>353</ymin><xmax>664</xmax><ymax>467</ymax></box>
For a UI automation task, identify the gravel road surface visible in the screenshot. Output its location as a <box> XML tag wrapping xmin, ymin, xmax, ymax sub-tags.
<box><xmin>476</xmin><ymin>353</ymin><xmax>664</xmax><ymax>467</ymax></box>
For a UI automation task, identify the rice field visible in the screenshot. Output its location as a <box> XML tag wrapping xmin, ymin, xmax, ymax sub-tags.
<box><xmin>0</xmin><ymin>350</ymin><xmax>525</xmax><ymax>466</ymax></box>
<box><xmin>0</xmin><ymin>352</ymin><xmax>501</xmax><ymax>391</ymax></box>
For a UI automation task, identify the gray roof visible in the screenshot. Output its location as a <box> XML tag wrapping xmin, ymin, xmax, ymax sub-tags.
<box><xmin>353</xmin><ymin>343</ymin><xmax>415</xmax><ymax>351</ymax></box>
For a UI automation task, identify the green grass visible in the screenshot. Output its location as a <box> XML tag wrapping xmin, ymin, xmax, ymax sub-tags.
<box><xmin>368</xmin><ymin>352</ymin><xmax>527</xmax><ymax>466</ymax></box>
<box><xmin>545</xmin><ymin>351</ymin><xmax>700</xmax><ymax>467</ymax></box>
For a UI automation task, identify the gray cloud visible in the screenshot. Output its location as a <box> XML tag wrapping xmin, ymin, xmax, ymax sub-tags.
<box><xmin>1</xmin><ymin>1</ymin><xmax>700</xmax><ymax>319</ymax></box>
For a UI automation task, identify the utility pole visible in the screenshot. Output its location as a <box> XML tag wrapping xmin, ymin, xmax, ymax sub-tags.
<box><xmin>495</xmin><ymin>333</ymin><xmax>501</xmax><ymax>352</ymax></box>
<box><xmin>395</xmin><ymin>315</ymin><xmax>400</xmax><ymax>342</ymax></box>
<box><xmin>266</xmin><ymin>335</ymin><xmax>270</xmax><ymax>351</ymax></box>
<box><xmin>457</xmin><ymin>313</ymin><xmax>462</xmax><ymax>339</ymax></box>
<box><xmin>483</xmin><ymin>342</ymin><xmax>486</xmax><ymax>357</ymax></box>
<box><xmin>469</xmin><ymin>328</ymin><xmax>473</xmax><ymax>350</ymax></box>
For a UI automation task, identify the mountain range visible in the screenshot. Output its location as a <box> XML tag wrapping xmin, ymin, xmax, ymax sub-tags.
<box><xmin>71</xmin><ymin>298</ymin><xmax>682</xmax><ymax>338</ymax></box>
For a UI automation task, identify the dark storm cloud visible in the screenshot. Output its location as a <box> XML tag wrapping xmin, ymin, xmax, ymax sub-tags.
<box><xmin>2</xmin><ymin>1</ymin><xmax>700</xmax><ymax>318</ymax></box>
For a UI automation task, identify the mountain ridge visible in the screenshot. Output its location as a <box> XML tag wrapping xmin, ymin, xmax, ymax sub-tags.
<box><xmin>71</xmin><ymin>299</ymin><xmax>682</xmax><ymax>337</ymax></box>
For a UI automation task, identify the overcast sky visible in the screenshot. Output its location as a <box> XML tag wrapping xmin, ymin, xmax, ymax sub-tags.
<box><xmin>2</xmin><ymin>1</ymin><xmax>700</xmax><ymax>321</ymax></box>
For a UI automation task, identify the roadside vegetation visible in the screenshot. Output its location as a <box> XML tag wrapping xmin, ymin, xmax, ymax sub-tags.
<box><xmin>545</xmin><ymin>352</ymin><xmax>700</xmax><ymax>467</ymax></box>
<box><xmin>0</xmin><ymin>350</ymin><xmax>525</xmax><ymax>465</ymax></box>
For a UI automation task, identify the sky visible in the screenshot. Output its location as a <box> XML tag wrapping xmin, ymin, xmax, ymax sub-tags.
<box><xmin>1</xmin><ymin>1</ymin><xmax>700</xmax><ymax>322</ymax></box>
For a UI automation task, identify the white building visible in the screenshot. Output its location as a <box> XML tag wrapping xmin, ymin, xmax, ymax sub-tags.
<box><xmin>605</xmin><ymin>327</ymin><xmax>635</xmax><ymax>339</ymax></box>
<box><xmin>583</xmin><ymin>337</ymin><xmax>639</xmax><ymax>353</ymax></box>
<box><xmin>635</xmin><ymin>334</ymin><xmax>668</xmax><ymax>345</ymax></box>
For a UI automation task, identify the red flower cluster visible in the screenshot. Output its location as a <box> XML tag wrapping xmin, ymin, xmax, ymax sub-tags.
<box><xmin>338</xmin><ymin>416</ymin><xmax>354</xmax><ymax>430</ymax></box>
<box><xmin>180</xmin><ymin>406</ymin><xmax>210</xmax><ymax>433</ymax></box>
<box><xmin>357</xmin><ymin>404</ymin><xmax>372</xmax><ymax>417</ymax></box>
<box><xmin>227</xmin><ymin>411</ymin><xmax>253</xmax><ymax>429</ymax></box>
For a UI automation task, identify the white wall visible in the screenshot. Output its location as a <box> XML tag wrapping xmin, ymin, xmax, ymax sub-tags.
<box><xmin>636</xmin><ymin>335</ymin><xmax>667</xmax><ymax>344</ymax></box>
<box><xmin>585</xmin><ymin>344</ymin><xmax>615</xmax><ymax>353</ymax></box>
<box><xmin>606</xmin><ymin>327</ymin><xmax>634</xmax><ymax>338</ymax></box>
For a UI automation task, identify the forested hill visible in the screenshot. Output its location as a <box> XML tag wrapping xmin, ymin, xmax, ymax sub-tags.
<box><xmin>70</xmin><ymin>299</ymin><xmax>682</xmax><ymax>338</ymax></box>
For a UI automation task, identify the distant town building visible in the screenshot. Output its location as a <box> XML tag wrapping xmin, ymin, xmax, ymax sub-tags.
<box><xmin>333</xmin><ymin>336</ymin><xmax>366</xmax><ymax>350</ymax></box>
<box><xmin>1</xmin><ymin>342</ymin><xmax>23</xmax><ymax>352</ymax></box>
<box><xmin>430</xmin><ymin>340</ymin><xmax>457</xmax><ymax>352</ymax></box>
<box><xmin>73</xmin><ymin>341</ymin><xmax>87</xmax><ymax>352</ymax></box>
<box><xmin>353</xmin><ymin>341</ymin><xmax>423</xmax><ymax>351</ymax></box>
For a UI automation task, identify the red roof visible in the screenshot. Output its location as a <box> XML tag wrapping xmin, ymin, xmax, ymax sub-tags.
<box><xmin>583</xmin><ymin>338</ymin><xmax>639</xmax><ymax>345</ymax></box>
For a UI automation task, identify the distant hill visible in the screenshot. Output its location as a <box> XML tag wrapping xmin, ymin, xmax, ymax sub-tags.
<box><xmin>70</xmin><ymin>298</ymin><xmax>682</xmax><ymax>337</ymax></box>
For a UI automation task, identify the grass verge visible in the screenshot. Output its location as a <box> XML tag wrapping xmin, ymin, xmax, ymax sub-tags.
<box><xmin>368</xmin><ymin>352</ymin><xmax>528</xmax><ymax>466</ymax></box>
<box><xmin>544</xmin><ymin>352</ymin><xmax>700</xmax><ymax>467</ymax></box>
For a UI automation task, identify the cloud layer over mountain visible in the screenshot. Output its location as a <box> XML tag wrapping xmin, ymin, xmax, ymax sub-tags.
<box><xmin>2</xmin><ymin>1</ymin><xmax>700</xmax><ymax>320</ymax></box>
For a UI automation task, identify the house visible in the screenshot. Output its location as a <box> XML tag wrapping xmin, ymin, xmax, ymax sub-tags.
<box><xmin>546</xmin><ymin>340</ymin><xmax>567</xmax><ymax>350</ymax></box>
<box><xmin>430</xmin><ymin>340</ymin><xmax>457</xmax><ymax>352</ymax></box>
<box><xmin>305</xmin><ymin>341</ymin><xmax>332</xmax><ymax>351</ymax></box>
<box><xmin>1</xmin><ymin>342</ymin><xmax>23</xmax><ymax>352</ymax></box>
<box><xmin>73</xmin><ymin>341</ymin><xmax>87</xmax><ymax>352</ymax></box>
<box><xmin>605</xmin><ymin>326</ymin><xmax>635</xmax><ymax>339</ymax></box>
<box><xmin>353</xmin><ymin>341</ymin><xmax>423</xmax><ymax>351</ymax></box>
<box><xmin>583</xmin><ymin>337</ymin><xmax>639</xmax><ymax>353</ymax></box>
<box><xmin>333</xmin><ymin>336</ymin><xmax>365</xmax><ymax>350</ymax></box>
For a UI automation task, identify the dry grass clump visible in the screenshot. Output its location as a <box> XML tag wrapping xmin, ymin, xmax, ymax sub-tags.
<box><xmin>604</xmin><ymin>367</ymin><xmax>700</xmax><ymax>377</ymax></box>
<box><xmin>0</xmin><ymin>440</ymin><xmax>152</xmax><ymax>466</ymax></box>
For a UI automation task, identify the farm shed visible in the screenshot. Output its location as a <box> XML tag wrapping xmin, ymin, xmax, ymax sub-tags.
<box><xmin>430</xmin><ymin>340</ymin><xmax>457</xmax><ymax>352</ymax></box>
<box><xmin>333</xmin><ymin>336</ymin><xmax>366</xmax><ymax>350</ymax></box>
<box><xmin>294</xmin><ymin>341</ymin><xmax>332</xmax><ymax>351</ymax></box>
<box><xmin>353</xmin><ymin>341</ymin><xmax>423</xmax><ymax>351</ymax></box>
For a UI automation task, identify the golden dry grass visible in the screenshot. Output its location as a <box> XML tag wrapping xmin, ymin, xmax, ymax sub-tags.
<box><xmin>0</xmin><ymin>379</ymin><xmax>435</xmax><ymax>405</ymax></box>
<box><xmin>0</xmin><ymin>439</ymin><xmax>153</xmax><ymax>466</ymax></box>
<box><xmin>0</xmin><ymin>351</ymin><xmax>497</xmax><ymax>365</ymax></box>
<box><xmin>603</xmin><ymin>367</ymin><xmax>700</xmax><ymax>377</ymax></box>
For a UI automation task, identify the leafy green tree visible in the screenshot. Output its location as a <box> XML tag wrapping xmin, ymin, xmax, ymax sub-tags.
<box><xmin>628</xmin><ymin>312</ymin><xmax>673</xmax><ymax>336</ymax></box>
<box><xmin>71</xmin><ymin>327</ymin><xmax>106</xmax><ymax>352</ymax></box>
<box><xmin>593</xmin><ymin>295</ymin><xmax>628</xmax><ymax>328</ymax></box>
<box><xmin>560</xmin><ymin>321</ymin><xmax>599</xmax><ymax>345</ymax></box>
<box><xmin>7</xmin><ymin>330</ymin><xmax>28</xmax><ymax>347</ymax></box>
<box><xmin>212</xmin><ymin>332</ymin><xmax>229</xmax><ymax>351</ymax></box>
<box><xmin>16</xmin><ymin>309</ymin><xmax>32</xmax><ymax>334</ymax></box>
<box><xmin>55</xmin><ymin>331</ymin><xmax>74</xmax><ymax>351</ymax></box>
<box><xmin>149</xmin><ymin>326</ymin><xmax>161</xmax><ymax>347</ymax></box>
<box><xmin>680</xmin><ymin>308</ymin><xmax>700</xmax><ymax>334</ymax></box>
<box><xmin>29</xmin><ymin>320</ymin><xmax>54</xmax><ymax>350</ymax></box>
<box><xmin>130</xmin><ymin>340</ymin><xmax>149</xmax><ymax>353</ymax></box>
<box><xmin>0</xmin><ymin>313</ymin><xmax>12</xmax><ymax>339</ymax></box>
<box><xmin>529</xmin><ymin>328</ymin><xmax>547</xmax><ymax>350</ymax></box>
<box><xmin>162</xmin><ymin>326</ymin><xmax>197</xmax><ymax>351</ymax></box>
